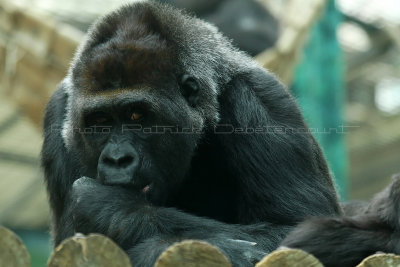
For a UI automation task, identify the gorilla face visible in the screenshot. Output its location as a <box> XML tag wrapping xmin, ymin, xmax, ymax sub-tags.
<box><xmin>68</xmin><ymin>81</ymin><xmax>203</xmax><ymax>203</ymax></box>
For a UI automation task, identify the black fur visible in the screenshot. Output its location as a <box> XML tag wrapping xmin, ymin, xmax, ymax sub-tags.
<box><xmin>41</xmin><ymin>2</ymin><xmax>399</xmax><ymax>266</ymax></box>
<box><xmin>282</xmin><ymin>174</ymin><xmax>400</xmax><ymax>267</ymax></box>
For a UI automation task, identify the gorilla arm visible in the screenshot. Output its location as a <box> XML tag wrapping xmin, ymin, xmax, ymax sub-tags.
<box><xmin>71</xmin><ymin>177</ymin><xmax>285</xmax><ymax>266</ymax></box>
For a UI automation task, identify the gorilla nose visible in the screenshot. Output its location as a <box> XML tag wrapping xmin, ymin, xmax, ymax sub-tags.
<box><xmin>103</xmin><ymin>154</ymin><xmax>134</xmax><ymax>168</ymax></box>
<box><xmin>97</xmin><ymin>142</ymin><xmax>139</xmax><ymax>185</ymax></box>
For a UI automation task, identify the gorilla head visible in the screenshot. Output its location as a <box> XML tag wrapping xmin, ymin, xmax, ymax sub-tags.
<box><xmin>57</xmin><ymin>3</ymin><xmax>254</xmax><ymax>204</ymax></box>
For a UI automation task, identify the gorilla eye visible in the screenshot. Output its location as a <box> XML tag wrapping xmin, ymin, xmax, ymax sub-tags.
<box><xmin>180</xmin><ymin>74</ymin><xmax>199</xmax><ymax>107</ymax></box>
<box><xmin>85</xmin><ymin>112</ymin><xmax>112</xmax><ymax>127</ymax></box>
<box><xmin>130</xmin><ymin>112</ymin><xmax>143</xmax><ymax>121</ymax></box>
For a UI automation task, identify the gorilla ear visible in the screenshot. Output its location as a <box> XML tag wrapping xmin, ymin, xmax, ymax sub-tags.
<box><xmin>180</xmin><ymin>74</ymin><xmax>199</xmax><ymax>107</ymax></box>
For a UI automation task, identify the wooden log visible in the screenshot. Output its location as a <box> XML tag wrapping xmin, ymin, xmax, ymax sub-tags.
<box><xmin>255</xmin><ymin>248</ymin><xmax>322</xmax><ymax>267</ymax></box>
<box><xmin>154</xmin><ymin>240</ymin><xmax>232</xmax><ymax>267</ymax></box>
<box><xmin>0</xmin><ymin>226</ymin><xmax>30</xmax><ymax>267</ymax></box>
<box><xmin>47</xmin><ymin>233</ymin><xmax>131</xmax><ymax>267</ymax></box>
<box><xmin>356</xmin><ymin>253</ymin><xmax>400</xmax><ymax>267</ymax></box>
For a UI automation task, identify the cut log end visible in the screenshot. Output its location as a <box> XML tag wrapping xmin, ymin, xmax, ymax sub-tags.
<box><xmin>255</xmin><ymin>248</ymin><xmax>323</xmax><ymax>267</ymax></box>
<box><xmin>0</xmin><ymin>226</ymin><xmax>30</xmax><ymax>267</ymax></box>
<box><xmin>356</xmin><ymin>253</ymin><xmax>400</xmax><ymax>267</ymax></box>
<box><xmin>154</xmin><ymin>240</ymin><xmax>232</xmax><ymax>267</ymax></box>
<box><xmin>47</xmin><ymin>233</ymin><xmax>131</xmax><ymax>267</ymax></box>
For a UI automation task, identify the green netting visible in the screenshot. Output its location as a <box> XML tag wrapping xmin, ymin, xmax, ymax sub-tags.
<box><xmin>291</xmin><ymin>0</ymin><xmax>348</xmax><ymax>200</ymax></box>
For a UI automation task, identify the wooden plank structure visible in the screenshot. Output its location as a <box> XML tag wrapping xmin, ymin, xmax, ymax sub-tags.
<box><xmin>1</xmin><ymin>226</ymin><xmax>400</xmax><ymax>267</ymax></box>
<box><xmin>256</xmin><ymin>0</ymin><xmax>326</xmax><ymax>85</ymax></box>
<box><xmin>0</xmin><ymin>0</ymin><xmax>84</xmax><ymax>127</ymax></box>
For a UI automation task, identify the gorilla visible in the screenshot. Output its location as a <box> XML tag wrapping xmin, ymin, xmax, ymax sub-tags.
<box><xmin>41</xmin><ymin>2</ymin><xmax>400</xmax><ymax>266</ymax></box>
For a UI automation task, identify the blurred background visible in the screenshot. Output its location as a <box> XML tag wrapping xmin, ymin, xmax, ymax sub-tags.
<box><xmin>0</xmin><ymin>0</ymin><xmax>399</xmax><ymax>266</ymax></box>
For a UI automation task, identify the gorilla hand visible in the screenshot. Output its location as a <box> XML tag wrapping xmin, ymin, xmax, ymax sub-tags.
<box><xmin>71</xmin><ymin>177</ymin><xmax>146</xmax><ymax>244</ymax></box>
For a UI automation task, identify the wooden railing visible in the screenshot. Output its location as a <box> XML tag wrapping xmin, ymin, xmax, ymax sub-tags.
<box><xmin>1</xmin><ymin>226</ymin><xmax>399</xmax><ymax>267</ymax></box>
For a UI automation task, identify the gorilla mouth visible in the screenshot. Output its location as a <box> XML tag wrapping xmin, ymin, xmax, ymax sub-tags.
<box><xmin>142</xmin><ymin>184</ymin><xmax>151</xmax><ymax>193</ymax></box>
<box><xmin>127</xmin><ymin>181</ymin><xmax>152</xmax><ymax>194</ymax></box>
